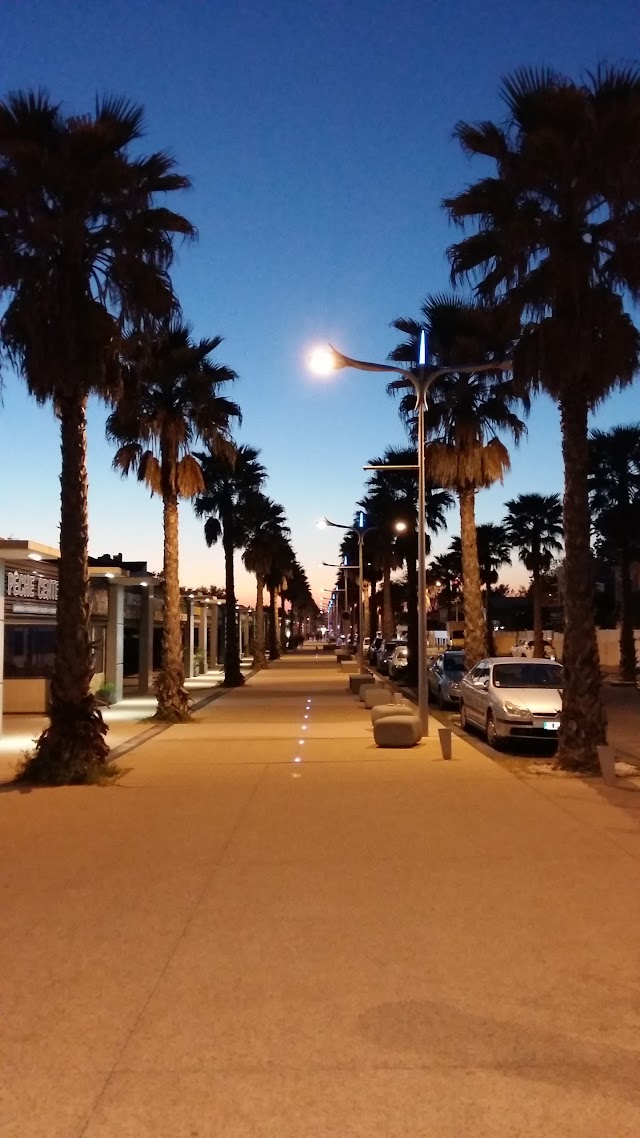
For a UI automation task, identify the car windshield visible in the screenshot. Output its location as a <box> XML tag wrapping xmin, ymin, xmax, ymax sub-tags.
<box><xmin>493</xmin><ymin>663</ymin><xmax>563</xmax><ymax>689</ymax></box>
<box><xmin>442</xmin><ymin>652</ymin><xmax>465</xmax><ymax>674</ymax></box>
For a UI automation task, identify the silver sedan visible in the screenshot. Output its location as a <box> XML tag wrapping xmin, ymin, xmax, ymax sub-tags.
<box><xmin>459</xmin><ymin>658</ymin><xmax>563</xmax><ymax>749</ymax></box>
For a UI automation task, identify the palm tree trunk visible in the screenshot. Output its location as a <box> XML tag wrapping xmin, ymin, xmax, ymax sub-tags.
<box><xmin>280</xmin><ymin>593</ymin><xmax>288</xmax><ymax>652</ymax></box>
<box><xmin>532</xmin><ymin>567</ymin><xmax>544</xmax><ymax>659</ymax></box>
<box><xmin>382</xmin><ymin>555</ymin><xmax>394</xmax><ymax>640</ymax></box>
<box><xmin>25</xmin><ymin>396</ymin><xmax>110</xmax><ymax>784</ymax></box>
<box><xmin>459</xmin><ymin>488</ymin><xmax>487</xmax><ymax>668</ymax></box>
<box><xmin>222</xmin><ymin>518</ymin><xmax>244</xmax><ymax>686</ymax></box>
<box><xmin>253</xmin><ymin>572</ymin><xmax>267</xmax><ymax>668</ymax></box>
<box><xmin>619</xmin><ymin>547</ymin><xmax>637</xmax><ymax>683</ymax></box>
<box><xmin>368</xmin><ymin>581</ymin><xmax>378</xmax><ymax>641</ymax></box>
<box><xmin>485</xmin><ymin>584</ymin><xmax>495</xmax><ymax>656</ymax></box>
<box><xmin>406</xmin><ymin>537</ymin><xmax>418</xmax><ymax>685</ymax></box>
<box><xmin>155</xmin><ymin>477</ymin><xmax>191</xmax><ymax>721</ymax></box>
<box><xmin>268</xmin><ymin>586</ymin><xmax>280</xmax><ymax>660</ymax></box>
<box><xmin>556</xmin><ymin>391</ymin><xmax>606</xmax><ymax>773</ymax></box>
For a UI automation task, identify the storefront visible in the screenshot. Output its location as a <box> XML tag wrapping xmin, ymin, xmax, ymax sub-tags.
<box><xmin>1</xmin><ymin>541</ymin><xmax>61</xmax><ymax>718</ymax></box>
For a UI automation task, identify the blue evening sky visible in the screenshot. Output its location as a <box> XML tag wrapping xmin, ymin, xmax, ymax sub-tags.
<box><xmin>1</xmin><ymin>0</ymin><xmax>638</xmax><ymax>604</ymax></box>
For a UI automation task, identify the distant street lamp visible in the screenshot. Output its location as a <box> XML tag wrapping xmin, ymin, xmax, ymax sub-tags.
<box><xmin>309</xmin><ymin>337</ymin><xmax>511</xmax><ymax>735</ymax></box>
<box><xmin>318</xmin><ymin>513</ymin><xmax>376</xmax><ymax>671</ymax></box>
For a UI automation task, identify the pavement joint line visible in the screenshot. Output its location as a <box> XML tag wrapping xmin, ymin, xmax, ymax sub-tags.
<box><xmin>76</xmin><ymin>750</ymin><xmax>271</xmax><ymax>1138</ymax></box>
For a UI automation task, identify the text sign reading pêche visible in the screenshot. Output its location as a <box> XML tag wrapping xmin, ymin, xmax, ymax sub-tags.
<box><xmin>6</xmin><ymin>571</ymin><xmax>58</xmax><ymax>603</ymax></box>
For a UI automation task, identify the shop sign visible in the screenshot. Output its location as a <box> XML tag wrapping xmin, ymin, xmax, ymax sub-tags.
<box><xmin>5</xmin><ymin>570</ymin><xmax>58</xmax><ymax>607</ymax></box>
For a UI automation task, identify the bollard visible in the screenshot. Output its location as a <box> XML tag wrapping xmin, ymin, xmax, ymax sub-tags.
<box><xmin>597</xmin><ymin>744</ymin><xmax>617</xmax><ymax>785</ymax></box>
<box><xmin>438</xmin><ymin>728</ymin><xmax>452</xmax><ymax>761</ymax></box>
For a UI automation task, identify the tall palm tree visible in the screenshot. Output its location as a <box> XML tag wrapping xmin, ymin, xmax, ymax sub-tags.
<box><xmin>195</xmin><ymin>445</ymin><xmax>266</xmax><ymax>686</ymax></box>
<box><xmin>390</xmin><ymin>295</ymin><xmax>527</xmax><ymax>668</ymax></box>
<box><xmin>503</xmin><ymin>493</ymin><xmax>564</xmax><ymax>659</ymax></box>
<box><xmin>588</xmin><ymin>425</ymin><xmax>640</xmax><ymax>681</ymax></box>
<box><xmin>0</xmin><ymin>91</ymin><xmax>194</xmax><ymax>784</ymax></box>
<box><xmin>107</xmin><ymin>320</ymin><xmax>239</xmax><ymax>720</ymax></box>
<box><xmin>444</xmin><ymin>66</ymin><xmax>640</xmax><ymax>771</ymax></box>
<box><xmin>242</xmin><ymin>495</ymin><xmax>290</xmax><ymax>668</ymax></box>
<box><xmin>364</xmin><ymin>446</ymin><xmax>453</xmax><ymax>681</ymax></box>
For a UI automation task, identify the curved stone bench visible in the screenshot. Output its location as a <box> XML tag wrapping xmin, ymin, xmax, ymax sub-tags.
<box><xmin>362</xmin><ymin>685</ymin><xmax>392</xmax><ymax>708</ymax></box>
<box><xmin>374</xmin><ymin>714</ymin><xmax>422</xmax><ymax>747</ymax></box>
<box><xmin>370</xmin><ymin>701</ymin><xmax>415</xmax><ymax>725</ymax></box>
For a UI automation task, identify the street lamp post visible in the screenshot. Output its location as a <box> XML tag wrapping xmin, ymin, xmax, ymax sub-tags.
<box><xmin>319</xmin><ymin>520</ymin><xmax>374</xmax><ymax>672</ymax></box>
<box><xmin>310</xmin><ymin>338</ymin><xmax>511</xmax><ymax>736</ymax></box>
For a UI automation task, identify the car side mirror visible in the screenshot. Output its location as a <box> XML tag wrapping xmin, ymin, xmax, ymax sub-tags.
<box><xmin>481</xmin><ymin>678</ymin><xmax>489</xmax><ymax>690</ymax></box>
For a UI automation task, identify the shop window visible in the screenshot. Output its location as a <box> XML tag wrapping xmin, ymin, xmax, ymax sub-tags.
<box><xmin>4</xmin><ymin>626</ymin><xmax>56</xmax><ymax>678</ymax></box>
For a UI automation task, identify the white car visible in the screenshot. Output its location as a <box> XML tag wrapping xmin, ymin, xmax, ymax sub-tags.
<box><xmin>510</xmin><ymin>638</ymin><xmax>555</xmax><ymax>660</ymax></box>
<box><xmin>459</xmin><ymin>657</ymin><xmax>563</xmax><ymax>749</ymax></box>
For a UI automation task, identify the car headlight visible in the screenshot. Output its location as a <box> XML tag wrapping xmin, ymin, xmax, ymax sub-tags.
<box><xmin>503</xmin><ymin>701</ymin><xmax>532</xmax><ymax>718</ymax></box>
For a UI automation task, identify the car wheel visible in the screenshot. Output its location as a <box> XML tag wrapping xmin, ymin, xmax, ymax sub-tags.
<box><xmin>486</xmin><ymin>712</ymin><xmax>502</xmax><ymax>750</ymax></box>
<box><xmin>460</xmin><ymin>702</ymin><xmax>470</xmax><ymax>732</ymax></box>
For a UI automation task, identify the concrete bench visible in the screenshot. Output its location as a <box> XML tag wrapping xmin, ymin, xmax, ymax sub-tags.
<box><xmin>361</xmin><ymin>685</ymin><xmax>392</xmax><ymax>708</ymax></box>
<box><xmin>349</xmin><ymin>673</ymin><xmax>373</xmax><ymax>694</ymax></box>
<box><xmin>374</xmin><ymin>714</ymin><xmax>422</xmax><ymax>748</ymax></box>
<box><xmin>370</xmin><ymin>701</ymin><xmax>415</xmax><ymax>725</ymax></box>
<box><xmin>340</xmin><ymin>660</ymin><xmax>360</xmax><ymax>674</ymax></box>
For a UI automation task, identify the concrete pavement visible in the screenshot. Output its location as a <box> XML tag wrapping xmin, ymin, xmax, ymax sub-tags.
<box><xmin>1</xmin><ymin>646</ymin><xmax>640</xmax><ymax>1136</ymax></box>
<box><xmin>0</xmin><ymin>666</ymin><xmax>251</xmax><ymax>782</ymax></box>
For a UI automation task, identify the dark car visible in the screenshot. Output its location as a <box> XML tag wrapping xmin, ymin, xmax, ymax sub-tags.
<box><xmin>377</xmin><ymin>638</ymin><xmax>406</xmax><ymax>676</ymax></box>
<box><xmin>368</xmin><ymin>632</ymin><xmax>384</xmax><ymax>666</ymax></box>
<box><xmin>428</xmin><ymin>650</ymin><xmax>466</xmax><ymax>708</ymax></box>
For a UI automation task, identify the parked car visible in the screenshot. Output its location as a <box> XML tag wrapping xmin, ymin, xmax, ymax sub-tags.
<box><xmin>362</xmin><ymin>637</ymin><xmax>371</xmax><ymax>657</ymax></box>
<box><xmin>388</xmin><ymin>643</ymin><xmax>409</xmax><ymax>680</ymax></box>
<box><xmin>459</xmin><ymin>657</ymin><xmax>564</xmax><ymax>749</ymax></box>
<box><xmin>377</xmin><ymin>638</ymin><xmax>406</xmax><ymax>676</ymax></box>
<box><xmin>510</xmin><ymin>638</ymin><xmax>555</xmax><ymax>660</ymax></box>
<box><xmin>428</xmin><ymin>650</ymin><xmax>466</xmax><ymax>707</ymax></box>
<box><xmin>368</xmin><ymin>632</ymin><xmax>384</xmax><ymax>666</ymax></box>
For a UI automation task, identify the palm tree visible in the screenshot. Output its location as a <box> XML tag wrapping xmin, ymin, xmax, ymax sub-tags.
<box><xmin>242</xmin><ymin>495</ymin><xmax>290</xmax><ymax>668</ymax></box>
<box><xmin>429</xmin><ymin>550</ymin><xmax>463</xmax><ymax>621</ymax></box>
<box><xmin>444</xmin><ymin>66</ymin><xmax>640</xmax><ymax>771</ymax></box>
<box><xmin>195</xmin><ymin>445</ymin><xmax>266</xmax><ymax>686</ymax></box>
<box><xmin>364</xmin><ymin>446</ymin><xmax>453</xmax><ymax>681</ymax></box>
<box><xmin>449</xmin><ymin>526</ymin><xmax>511</xmax><ymax>654</ymax></box>
<box><xmin>0</xmin><ymin>91</ymin><xmax>194</xmax><ymax>784</ymax></box>
<box><xmin>390</xmin><ymin>295</ymin><xmax>527</xmax><ymax>668</ymax></box>
<box><xmin>477</xmin><ymin>524</ymin><xmax>512</xmax><ymax>653</ymax></box>
<box><xmin>503</xmin><ymin>493</ymin><xmax>564</xmax><ymax>659</ymax></box>
<box><xmin>265</xmin><ymin>535</ymin><xmax>296</xmax><ymax>660</ymax></box>
<box><xmin>107</xmin><ymin>320</ymin><xmax>239</xmax><ymax>720</ymax></box>
<box><xmin>588</xmin><ymin>425</ymin><xmax>640</xmax><ymax>681</ymax></box>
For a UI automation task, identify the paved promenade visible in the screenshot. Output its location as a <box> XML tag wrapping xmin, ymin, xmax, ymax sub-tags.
<box><xmin>2</xmin><ymin>648</ymin><xmax>640</xmax><ymax>1136</ymax></box>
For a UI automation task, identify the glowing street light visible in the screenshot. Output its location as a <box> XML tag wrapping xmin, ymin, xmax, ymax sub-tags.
<box><xmin>308</xmin><ymin>335</ymin><xmax>511</xmax><ymax>736</ymax></box>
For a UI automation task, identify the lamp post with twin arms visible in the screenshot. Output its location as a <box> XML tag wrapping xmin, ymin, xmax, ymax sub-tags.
<box><xmin>309</xmin><ymin>335</ymin><xmax>511</xmax><ymax>736</ymax></box>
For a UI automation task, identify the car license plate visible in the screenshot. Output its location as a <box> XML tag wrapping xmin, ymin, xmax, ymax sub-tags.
<box><xmin>543</xmin><ymin>720</ymin><xmax>560</xmax><ymax>731</ymax></box>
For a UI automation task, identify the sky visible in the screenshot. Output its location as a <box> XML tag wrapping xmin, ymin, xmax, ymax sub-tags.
<box><xmin>1</xmin><ymin>0</ymin><xmax>639</xmax><ymax>606</ymax></box>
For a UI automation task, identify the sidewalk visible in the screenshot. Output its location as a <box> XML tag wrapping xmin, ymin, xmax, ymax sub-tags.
<box><xmin>1</xmin><ymin>647</ymin><xmax>640</xmax><ymax>1136</ymax></box>
<box><xmin>0</xmin><ymin>664</ymin><xmax>253</xmax><ymax>781</ymax></box>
